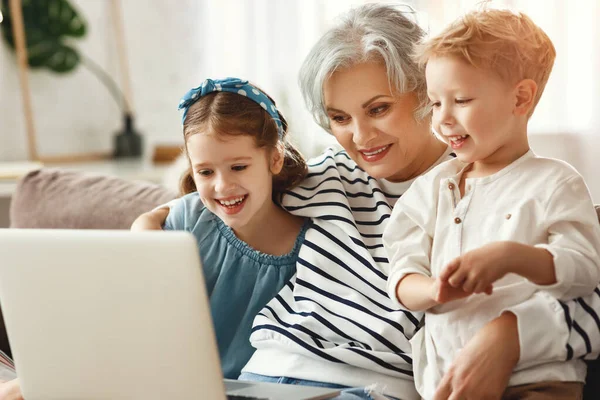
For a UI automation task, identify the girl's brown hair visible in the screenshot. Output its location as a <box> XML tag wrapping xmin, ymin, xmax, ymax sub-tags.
<box><xmin>179</xmin><ymin>91</ymin><xmax>307</xmax><ymax>200</ymax></box>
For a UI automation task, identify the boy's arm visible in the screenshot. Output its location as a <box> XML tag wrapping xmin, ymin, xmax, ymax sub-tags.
<box><xmin>505</xmin><ymin>243</ymin><xmax>556</xmax><ymax>285</ymax></box>
<box><xmin>440</xmin><ymin>241</ymin><xmax>553</xmax><ymax>294</ymax></box>
<box><xmin>395</xmin><ymin>274</ymin><xmax>437</xmax><ymax>311</ymax></box>
<box><xmin>396</xmin><ymin>274</ymin><xmax>476</xmax><ymax>311</ymax></box>
<box><xmin>130</xmin><ymin>207</ymin><xmax>170</xmax><ymax>231</ymax></box>
<box><xmin>383</xmin><ymin>215</ymin><xmax>434</xmax><ymax>311</ymax></box>
<box><xmin>498</xmin><ymin>175</ymin><xmax>600</xmax><ymax>367</ymax></box>
<box><xmin>509</xmin><ymin>201</ymin><xmax>600</xmax><ymax>365</ymax></box>
<box><xmin>444</xmin><ymin>175</ymin><xmax>600</xmax><ymax>300</ymax></box>
<box><xmin>530</xmin><ymin>175</ymin><xmax>600</xmax><ymax>300</ymax></box>
<box><xmin>383</xmin><ymin>174</ymin><xmax>456</xmax><ymax>311</ymax></box>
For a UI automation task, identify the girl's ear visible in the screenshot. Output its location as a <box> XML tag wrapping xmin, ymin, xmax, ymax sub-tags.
<box><xmin>270</xmin><ymin>142</ymin><xmax>285</xmax><ymax>175</ymax></box>
<box><xmin>513</xmin><ymin>79</ymin><xmax>538</xmax><ymax>117</ymax></box>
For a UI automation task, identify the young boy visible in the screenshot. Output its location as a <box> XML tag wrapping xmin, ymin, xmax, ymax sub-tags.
<box><xmin>383</xmin><ymin>9</ymin><xmax>600</xmax><ymax>400</ymax></box>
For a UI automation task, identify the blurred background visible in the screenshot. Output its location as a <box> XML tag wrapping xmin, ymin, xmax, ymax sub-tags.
<box><xmin>1</xmin><ymin>0</ymin><xmax>599</xmax><ymax>198</ymax></box>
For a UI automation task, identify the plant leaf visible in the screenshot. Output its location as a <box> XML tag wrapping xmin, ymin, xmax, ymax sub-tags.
<box><xmin>0</xmin><ymin>0</ymin><xmax>86</xmax><ymax>73</ymax></box>
<box><xmin>29</xmin><ymin>0</ymin><xmax>86</xmax><ymax>38</ymax></box>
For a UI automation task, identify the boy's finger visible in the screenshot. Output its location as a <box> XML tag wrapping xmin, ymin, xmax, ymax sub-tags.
<box><xmin>462</xmin><ymin>275</ymin><xmax>476</xmax><ymax>293</ymax></box>
<box><xmin>448</xmin><ymin>267</ymin><xmax>467</xmax><ymax>288</ymax></box>
<box><xmin>439</xmin><ymin>282</ymin><xmax>459</xmax><ymax>303</ymax></box>
<box><xmin>440</xmin><ymin>258</ymin><xmax>460</xmax><ymax>282</ymax></box>
<box><xmin>474</xmin><ymin>281</ymin><xmax>489</xmax><ymax>294</ymax></box>
<box><xmin>433</xmin><ymin>280</ymin><xmax>447</xmax><ymax>302</ymax></box>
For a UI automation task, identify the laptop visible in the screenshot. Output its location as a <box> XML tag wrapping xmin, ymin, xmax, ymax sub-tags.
<box><xmin>0</xmin><ymin>229</ymin><xmax>340</xmax><ymax>400</ymax></box>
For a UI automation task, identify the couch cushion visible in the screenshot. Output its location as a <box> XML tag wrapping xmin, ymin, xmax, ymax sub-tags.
<box><xmin>9</xmin><ymin>169</ymin><xmax>177</xmax><ymax>229</ymax></box>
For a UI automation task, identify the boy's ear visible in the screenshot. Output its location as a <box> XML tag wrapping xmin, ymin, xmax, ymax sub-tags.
<box><xmin>270</xmin><ymin>143</ymin><xmax>285</xmax><ymax>175</ymax></box>
<box><xmin>513</xmin><ymin>79</ymin><xmax>538</xmax><ymax>116</ymax></box>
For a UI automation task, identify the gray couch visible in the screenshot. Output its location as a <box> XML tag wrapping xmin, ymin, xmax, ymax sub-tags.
<box><xmin>9</xmin><ymin>168</ymin><xmax>176</xmax><ymax>229</ymax></box>
<box><xmin>4</xmin><ymin>168</ymin><xmax>600</xmax><ymax>398</ymax></box>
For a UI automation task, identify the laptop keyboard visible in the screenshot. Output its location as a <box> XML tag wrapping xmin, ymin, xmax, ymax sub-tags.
<box><xmin>227</xmin><ymin>396</ymin><xmax>268</xmax><ymax>400</ymax></box>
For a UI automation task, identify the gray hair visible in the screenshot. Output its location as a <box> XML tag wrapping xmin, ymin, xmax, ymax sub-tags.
<box><xmin>298</xmin><ymin>3</ymin><xmax>429</xmax><ymax>131</ymax></box>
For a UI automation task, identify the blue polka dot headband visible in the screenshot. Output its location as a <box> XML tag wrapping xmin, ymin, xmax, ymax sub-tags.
<box><xmin>178</xmin><ymin>77</ymin><xmax>284</xmax><ymax>137</ymax></box>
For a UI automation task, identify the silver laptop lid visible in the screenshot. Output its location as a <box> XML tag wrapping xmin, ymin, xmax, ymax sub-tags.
<box><xmin>0</xmin><ymin>229</ymin><xmax>226</xmax><ymax>400</ymax></box>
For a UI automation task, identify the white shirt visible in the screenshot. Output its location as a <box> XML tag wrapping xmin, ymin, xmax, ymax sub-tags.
<box><xmin>383</xmin><ymin>150</ymin><xmax>600</xmax><ymax>399</ymax></box>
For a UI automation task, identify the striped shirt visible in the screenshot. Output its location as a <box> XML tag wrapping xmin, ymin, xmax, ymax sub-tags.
<box><xmin>244</xmin><ymin>147</ymin><xmax>453</xmax><ymax>399</ymax></box>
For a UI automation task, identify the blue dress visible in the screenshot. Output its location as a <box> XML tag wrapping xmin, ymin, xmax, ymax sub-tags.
<box><xmin>163</xmin><ymin>192</ymin><xmax>308</xmax><ymax>378</ymax></box>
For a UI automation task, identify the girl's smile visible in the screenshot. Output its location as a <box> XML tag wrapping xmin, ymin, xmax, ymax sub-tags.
<box><xmin>216</xmin><ymin>195</ymin><xmax>248</xmax><ymax>215</ymax></box>
<box><xmin>186</xmin><ymin>133</ymin><xmax>277</xmax><ymax>237</ymax></box>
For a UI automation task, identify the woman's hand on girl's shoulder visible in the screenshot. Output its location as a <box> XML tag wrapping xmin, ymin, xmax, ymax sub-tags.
<box><xmin>0</xmin><ymin>379</ymin><xmax>23</xmax><ymax>400</ymax></box>
<box><xmin>130</xmin><ymin>208</ymin><xmax>170</xmax><ymax>231</ymax></box>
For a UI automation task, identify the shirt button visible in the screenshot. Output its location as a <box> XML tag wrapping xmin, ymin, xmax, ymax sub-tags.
<box><xmin>448</xmin><ymin>183</ymin><xmax>455</xmax><ymax>190</ymax></box>
<box><xmin>454</xmin><ymin>217</ymin><xmax>462</xmax><ymax>224</ymax></box>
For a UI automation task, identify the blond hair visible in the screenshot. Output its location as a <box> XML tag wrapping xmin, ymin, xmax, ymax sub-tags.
<box><xmin>415</xmin><ymin>9</ymin><xmax>556</xmax><ymax>115</ymax></box>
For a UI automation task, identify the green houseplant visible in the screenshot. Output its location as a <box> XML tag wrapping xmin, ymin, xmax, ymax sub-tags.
<box><xmin>0</xmin><ymin>0</ymin><xmax>142</xmax><ymax>158</ymax></box>
<box><xmin>1</xmin><ymin>0</ymin><xmax>85</xmax><ymax>73</ymax></box>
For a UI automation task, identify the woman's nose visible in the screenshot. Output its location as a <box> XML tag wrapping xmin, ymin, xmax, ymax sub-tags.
<box><xmin>352</xmin><ymin>119</ymin><xmax>377</xmax><ymax>146</ymax></box>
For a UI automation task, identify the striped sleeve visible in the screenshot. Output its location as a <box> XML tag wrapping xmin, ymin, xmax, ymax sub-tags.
<box><xmin>562</xmin><ymin>290</ymin><xmax>600</xmax><ymax>360</ymax></box>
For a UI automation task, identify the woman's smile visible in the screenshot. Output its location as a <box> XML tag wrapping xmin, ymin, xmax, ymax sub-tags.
<box><xmin>358</xmin><ymin>144</ymin><xmax>392</xmax><ymax>162</ymax></box>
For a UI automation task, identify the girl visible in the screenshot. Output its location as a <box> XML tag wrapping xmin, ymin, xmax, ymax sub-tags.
<box><xmin>133</xmin><ymin>77</ymin><xmax>309</xmax><ymax>379</ymax></box>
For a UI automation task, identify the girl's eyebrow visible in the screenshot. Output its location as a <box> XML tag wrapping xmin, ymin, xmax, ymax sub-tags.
<box><xmin>193</xmin><ymin>157</ymin><xmax>252</xmax><ymax>169</ymax></box>
<box><xmin>228</xmin><ymin>156</ymin><xmax>252</xmax><ymax>162</ymax></box>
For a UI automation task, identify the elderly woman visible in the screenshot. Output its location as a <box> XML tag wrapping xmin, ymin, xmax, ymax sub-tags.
<box><xmin>236</xmin><ymin>4</ymin><xmax>600</xmax><ymax>400</ymax></box>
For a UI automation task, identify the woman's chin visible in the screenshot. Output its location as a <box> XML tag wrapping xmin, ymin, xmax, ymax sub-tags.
<box><xmin>358</xmin><ymin>163</ymin><xmax>397</xmax><ymax>180</ymax></box>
